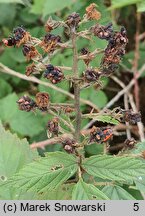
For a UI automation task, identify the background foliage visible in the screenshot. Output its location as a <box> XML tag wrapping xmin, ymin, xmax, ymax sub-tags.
<box><xmin>0</xmin><ymin>0</ymin><xmax>145</xmax><ymax>200</ymax></box>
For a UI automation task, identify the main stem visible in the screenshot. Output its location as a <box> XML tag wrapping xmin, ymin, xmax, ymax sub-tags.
<box><xmin>72</xmin><ymin>30</ymin><xmax>81</xmax><ymax>143</ymax></box>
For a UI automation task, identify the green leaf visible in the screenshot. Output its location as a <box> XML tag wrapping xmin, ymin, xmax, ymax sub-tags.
<box><xmin>135</xmin><ymin>176</ymin><xmax>145</xmax><ymax>193</ymax></box>
<box><xmin>38</xmin><ymin>184</ymin><xmax>74</xmax><ymax>200</ymax></box>
<box><xmin>0</xmin><ymin>93</ymin><xmax>45</xmax><ymax>137</ymax></box>
<box><xmin>72</xmin><ymin>179</ymin><xmax>109</xmax><ymax>200</ymax></box>
<box><xmin>43</xmin><ymin>0</ymin><xmax>74</xmax><ymax>17</ymax></box>
<box><xmin>0</xmin><ymin>0</ymin><xmax>24</xmax><ymax>3</ymax></box>
<box><xmin>102</xmin><ymin>185</ymin><xmax>136</xmax><ymax>200</ymax></box>
<box><xmin>83</xmin><ymin>114</ymin><xmax>119</xmax><ymax>125</ymax></box>
<box><xmin>110</xmin><ymin>0</ymin><xmax>141</xmax><ymax>9</ymax></box>
<box><xmin>3</xmin><ymin>152</ymin><xmax>78</xmax><ymax>192</ymax></box>
<box><xmin>0</xmin><ymin>122</ymin><xmax>38</xmax><ymax>199</ymax></box>
<box><xmin>0</xmin><ymin>79</ymin><xmax>12</xmax><ymax>99</ymax></box>
<box><xmin>137</xmin><ymin>0</ymin><xmax>145</xmax><ymax>12</ymax></box>
<box><xmin>30</xmin><ymin>0</ymin><xmax>46</xmax><ymax>15</ymax></box>
<box><xmin>0</xmin><ymin>122</ymin><xmax>37</xmax><ymax>179</ymax></box>
<box><xmin>82</xmin><ymin>155</ymin><xmax>145</xmax><ymax>182</ymax></box>
<box><xmin>90</xmin><ymin>90</ymin><xmax>108</xmax><ymax>109</ymax></box>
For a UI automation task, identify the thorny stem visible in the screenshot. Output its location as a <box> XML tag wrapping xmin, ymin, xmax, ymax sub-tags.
<box><xmin>133</xmin><ymin>12</ymin><xmax>141</xmax><ymax>111</ymax></box>
<box><xmin>72</xmin><ymin>30</ymin><xmax>81</xmax><ymax>143</ymax></box>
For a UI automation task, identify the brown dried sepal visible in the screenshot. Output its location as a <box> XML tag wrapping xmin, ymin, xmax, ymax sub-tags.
<box><xmin>102</xmin><ymin>27</ymin><xmax>128</xmax><ymax>65</ymax></box>
<box><xmin>92</xmin><ymin>23</ymin><xmax>113</xmax><ymax>40</ymax></box>
<box><xmin>85</xmin><ymin>3</ymin><xmax>101</xmax><ymax>20</ymax></box>
<box><xmin>39</xmin><ymin>33</ymin><xmax>61</xmax><ymax>53</ymax></box>
<box><xmin>142</xmin><ymin>151</ymin><xmax>145</xmax><ymax>159</ymax></box>
<box><xmin>45</xmin><ymin>17</ymin><xmax>61</xmax><ymax>32</ymax></box>
<box><xmin>66</xmin><ymin>12</ymin><xmax>81</xmax><ymax>29</ymax></box>
<box><xmin>80</xmin><ymin>48</ymin><xmax>92</xmax><ymax>66</ymax></box>
<box><xmin>17</xmin><ymin>95</ymin><xmax>36</xmax><ymax>112</ymax></box>
<box><xmin>25</xmin><ymin>62</ymin><xmax>38</xmax><ymax>76</ymax></box>
<box><xmin>13</xmin><ymin>26</ymin><xmax>31</xmax><ymax>47</ymax></box>
<box><xmin>84</xmin><ymin>68</ymin><xmax>101</xmax><ymax>82</ymax></box>
<box><xmin>124</xmin><ymin>138</ymin><xmax>136</xmax><ymax>149</ymax></box>
<box><xmin>123</xmin><ymin>110</ymin><xmax>141</xmax><ymax>125</ymax></box>
<box><xmin>22</xmin><ymin>45</ymin><xmax>41</xmax><ymax>61</ymax></box>
<box><xmin>35</xmin><ymin>92</ymin><xmax>50</xmax><ymax>111</ymax></box>
<box><xmin>62</xmin><ymin>138</ymin><xmax>76</xmax><ymax>154</ymax></box>
<box><xmin>47</xmin><ymin>117</ymin><xmax>59</xmax><ymax>137</ymax></box>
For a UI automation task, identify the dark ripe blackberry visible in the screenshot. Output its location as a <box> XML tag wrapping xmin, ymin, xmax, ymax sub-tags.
<box><xmin>13</xmin><ymin>26</ymin><xmax>25</xmax><ymax>34</ymax></box>
<box><xmin>66</xmin><ymin>12</ymin><xmax>81</xmax><ymax>29</ymax></box>
<box><xmin>17</xmin><ymin>96</ymin><xmax>36</xmax><ymax>112</ymax></box>
<box><xmin>46</xmin><ymin>64</ymin><xmax>54</xmax><ymax>71</ymax></box>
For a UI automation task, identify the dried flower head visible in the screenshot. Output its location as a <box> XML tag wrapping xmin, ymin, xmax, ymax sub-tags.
<box><xmin>25</xmin><ymin>62</ymin><xmax>38</xmax><ymax>76</ymax></box>
<box><xmin>122</xmin><ymin>109</ymin><xmax>141</xmax><ymax>124</ymax></box>
<box><xmin>22</xmin><ymin>45</ymin><xmax>41</xmax><ymax>61</ymax></box>
<box><xmin>13</xmin><ymin>26</ymin><xmax>31</xmax><ymax>47</ymax></box>
<box><xmin>35</xmin><ymin>92</ymin><xmax>50</xmax><ymax>111</ymax></box>
<box><xmin>66</xmin><ymin>12</ymin><xmax>81</xmax><ymax>29</ymax></box>
<box><xmin>90</xmin><ymin>126</ymin><xmax>113</xmax><ymax>143</ymax></box>
<box><xmin>62</xmin><ymin>138</ymin><xmax>76</xmax><ymax>154</ymax></box>
<box><xmin>102</xmin><ymin>26</ymin><xmax>128</xmax><ymax>65</ymax></box>
<box><xmin>124</xmin><ymin>138</ymin><xmax>136</xmax><ymax>149</ymax></box>
<box><xmin>92</xmin><ymin>23</ymin><xmax>113</xmax><ymax>40</ymax></box>
<box><xmin>80</xmin><ymin>48</ymin><xmax>92</xmax><ymax>66</ymax></box>
<box><xmin>84</xmin><ymin>68</ymin><xmax>101</xmax><ymax>82</ymax></box>
<box><xmin>44</xmin><ymin>64</ymin><xmax>64</xmax><ymax>84</ymax></box>
<box><xmin>45</xmin><ymin>17</ymin><xmax>61</xmax><ymax>32</ymax></box>
<box><xmin>85</xmin><ymin>3</ymin><xmax>101</xmax><ymax>20</ymax></box>
<box><xmin>47</xmin><ymin>117</ymin><xmax>59</xmax><ymax>138</ymax></box>
<box><xmin>101</xmin><ymin>63</ymin><xmax>118</xmax><ymax>76</ymax></box>
<box><xmin>39</xmin><ymin>33</ymin><xmax>61</xmax><ymax>53</ymax></box>
<box><xmin>17</xmin><ymin>95</ymin><xmax>36</xmax><ymax>112</ymax></box>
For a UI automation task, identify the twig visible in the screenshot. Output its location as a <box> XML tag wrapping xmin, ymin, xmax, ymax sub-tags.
<box><xmin>72</xmin><ymin>30</ymin><xmax>81</xmax><ymax>142</ymax></box>
<box><xmin>0</xmin><ymin>63</ymin><xmax>99</xmax><ymax>111</ymax></box>
<box><xmin>103</xmin><ymin>63</ymin><xmax>145</xmax><ymax>110</ymax></box>
<box><xmin>30</xmin><ymin>133</ymin><xmax>72</xmax><ymax>149</ymax></box>
<box><xmin>128</xmin><ymin>94</ymin><xmax>145</xmax><ymax>141</ymax></box>
<box><xmin>124</xmin><ymin>94</ymin><xmax>131</xmax><ymax>139</ymax></box>
<box><xmin>133</xmin><ymin>12</ymin><xmax>141</xmax><ymax>110</ymax></box>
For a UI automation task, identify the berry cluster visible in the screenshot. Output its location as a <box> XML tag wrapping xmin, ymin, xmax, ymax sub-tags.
<box><xmin>43</xmin><ymin>64</ymin><xmax>64</xmax><ymax>84</ymax></box>
<box><xmin>17</xmin><ymin>96</ymin><xmax>36</xmax><ymax>112</ymax></box>
<box><xmin>62</xmin><ymin>138</ymin><xmax>76</xmax><ymax>154</ymax></box>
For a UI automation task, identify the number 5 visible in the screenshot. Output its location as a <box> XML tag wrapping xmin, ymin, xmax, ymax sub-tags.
<box><xmin>133</xmin><ymin>203</ymin><xmax>139</xmax><ymax>211</ymax></box>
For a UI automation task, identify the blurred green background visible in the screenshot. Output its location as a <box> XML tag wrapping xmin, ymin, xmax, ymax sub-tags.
<box><xmin>0</xmin><ymin>0</ymin><xmax>145</xmax><ymax>150</ymax></box>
